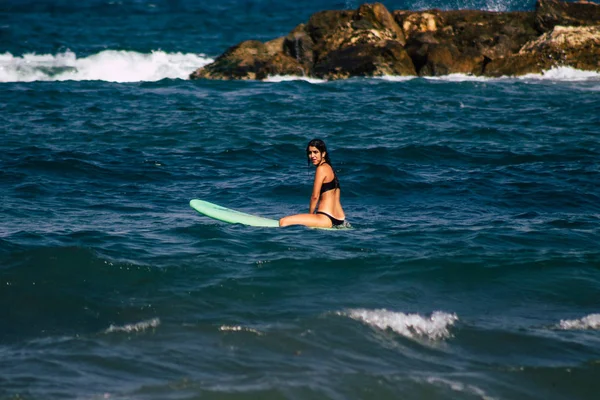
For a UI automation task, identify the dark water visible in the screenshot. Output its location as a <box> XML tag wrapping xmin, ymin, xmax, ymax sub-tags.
<box><xmin>2</xmin><ymin>1</ymin><xmax>600</xmax><ymax>399</ymax></box>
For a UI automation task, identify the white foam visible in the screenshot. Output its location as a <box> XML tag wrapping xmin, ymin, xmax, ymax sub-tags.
<box><xmin>105</xmin><ymin>317</ymin><xmax>160</xmax><ymax>333</ymax></box>
<box><xmin>481</xmin><ymin>0</ymin><xmax>511</xmax><ymax>12</ymax></box>
<box><xmin>219</xmin><ymin>325</ymin><xmax>264</xmax><ymax>335</ymax></box>
<box><xmin>263</xmin><ymin>74</ymin><xmax>326</xmax><ymax>84</ymax></box>
<box><xmin>375</xmin><ymin>75</ymin><xmax>417</xmax><ymax>82</ymax></box>
<box><xmin>424</xmin><ymin>73</ymin><xmax>490</xmax><ymax>82</ymax></box>
<box><xmin>421</xmin><ymin>67</ymin><xmax>600</xmax><ymax>83</ymax></box>
<box><xmin>412</xmin><ymin>0</ymin><xmax>510</xmax><ymax>12</ymax></box>
<box><xmin>0</xmin><ymin>50</ymin><xmax>213</xmax><ymax>83</ymax></box>
<box><xmin>558</xmin><ymin>314</ymin><xmax>600</xmax><ymax>330</ymax></box>
<box><xmin>519</xmin><ymin>66</ymin><xmax>600</xmax><ymax>81</ymax></box>
<box><xmin>424</xmin><ymin>377</ymin><xmax>497</xmax><ymax>400</ymax></box>
<box><xmin>340</xmin><ymin>308</ymin><xmax>458</xmax><ymax>340</ymax></box>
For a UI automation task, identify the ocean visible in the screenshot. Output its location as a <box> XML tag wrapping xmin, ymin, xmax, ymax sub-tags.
<box><xmin>1</xmin><ymin>1</ymin><xmax>600</xmax><ymax>399</ymax></box>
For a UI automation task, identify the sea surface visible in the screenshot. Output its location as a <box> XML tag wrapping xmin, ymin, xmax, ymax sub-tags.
<box><xmin>2</xmin><ymin>1</ymin><xmax>600</xmax><ymax>399</ymax></box>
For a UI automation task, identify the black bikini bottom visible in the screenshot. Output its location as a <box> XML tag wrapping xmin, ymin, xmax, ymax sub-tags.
<box><xmin>316</xmin><ymin>211</ymin><xmax>345</xmax><ymax>226</ymax></box>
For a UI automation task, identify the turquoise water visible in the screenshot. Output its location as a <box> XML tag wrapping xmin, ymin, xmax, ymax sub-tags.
<box><xmin>2</xmin><ymin>1</ymin><xmax>600</xmax><ymax>399</ymax></box>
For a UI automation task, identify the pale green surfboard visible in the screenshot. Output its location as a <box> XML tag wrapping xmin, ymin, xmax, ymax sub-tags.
<box><xmin>190</xmin><ymin>199</ymin><xmax>280</xmax><ymax>227</ymax></box>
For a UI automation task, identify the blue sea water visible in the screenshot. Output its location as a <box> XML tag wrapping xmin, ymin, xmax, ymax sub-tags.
<box><xmin>1</xmin><ymin>0</ymin><xmax>600</xmax><ymax>399</ymax></box>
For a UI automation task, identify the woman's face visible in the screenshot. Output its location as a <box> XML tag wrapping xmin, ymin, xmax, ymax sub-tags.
<box><xmin>307</xmin><ymin>146</ymin><xmax>324</xmax><ymax>166</ymax></box>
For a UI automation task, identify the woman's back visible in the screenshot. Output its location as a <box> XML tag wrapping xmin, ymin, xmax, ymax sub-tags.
<box><xmin>317</xmin><ymin>164</ymin><xmax>345</xmax><ymax>220</ymax></box>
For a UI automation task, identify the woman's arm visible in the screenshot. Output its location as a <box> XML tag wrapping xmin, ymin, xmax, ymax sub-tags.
<box><xmin>309</xmin><ymin>166</ymin><xmax>326</xmax><ymax>213</ymax></box>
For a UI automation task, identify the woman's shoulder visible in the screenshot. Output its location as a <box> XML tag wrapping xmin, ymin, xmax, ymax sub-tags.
<box><xmin>318</xmin><ymin>162</ymin><xmax>334</xmax><ymax>170</ymax></box>
<box><xmin>316</xmin><ymin>163</ymin><xmax>335</xmax><ymax>180</ymax></box>
<box><xmin>316</xmin><ymin>163</ymin><xmax>334</xmax><ymax>174</ymax></box>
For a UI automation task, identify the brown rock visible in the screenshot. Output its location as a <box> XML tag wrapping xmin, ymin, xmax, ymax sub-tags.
<box><xmin>443</xmin><ymin>10</ymin><xmax>538</xmax><ymax>59</ymax></box>
<box><xmin>189</xmin><ymin>40</ymin><xmax>267</xmax><ymax>80</ymax></box>
<box><xmin>310</xmin><ymin>3</ymin><xmax>403</xmax><ymax>66</ymax></box>
<box><xmin>189</xmin><ymin>39</ymin><xmax>304</xmax><ymax>80</ymax></box>
<box><xmin>353</xmin><ymin>3</ymin><xmax>406</xmax><ymax>45</ymax></box>
<box><xmin>313</xmin><ymin>40</ymin><xmax>416</xmax><ymax>80</ymax></box>
<box><xmin>535</xmin><ymin>0</ymin><xmax>600</xmax><ymax>33</ymax></box>
<box><xmin>283</xmin><ymin>24</ymin><xmax>315</xmax><ymax>67</ymax></box>
<box><xmin>483</xmin><ymin>52</ymin><xmax>550</xmax><ymax>77</ymax></box>
<box><xmin>393</xmin><ymin>10</ymin><xmax>444</xmax><ymax>41</ymax></box>
<box><xmin>403</xmin><ymin>10</ymin><xmax>538</xmax><ymax>76</ymax></box>
<box><xmin>264</xmin><ymin>37</ymin><xmax>285</xmax><ymax>55</ymax></box>
<box><xmin>485</xmin><ymin>25</ymin><xmax>600</xmax><ymax>76</ymax></box>
<box><xmin>305</xmin><ymin>10</ymin><xmax>354</xmax><ymax>44</ymax></box>
<box><xmin>405</xmin><ymin>33</ymin><xmax>482</xmax><ymax>76</ymax></box>
<box><xmin>256</xmin><ymin>53</ymin><xmax>307</xmax><ymax>80</ymax></box>
<box><xmin>189</xmin><ymin>0</ymin><xmax>600</xmax><ymax>81</ymax></box>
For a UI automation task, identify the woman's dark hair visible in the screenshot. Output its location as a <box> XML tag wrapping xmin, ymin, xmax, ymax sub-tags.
<box><xmin>306</xmin><ymin>138</ymin><xmax>331</xmax><ymax>166</ymax></box>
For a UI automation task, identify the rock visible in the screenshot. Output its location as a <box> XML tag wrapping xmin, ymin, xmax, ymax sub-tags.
<box><xmin>313</xmin><ymin>40</ymin><xmax>416</xmax><ymax>79</ymax></box>
<box><xmin>400</xmin><ymin>10</ymin><xmax>538</xmax><ymax>76</ymax></box>
<box><xmin>353</xmin><ymin>3</ymin><xmax>406</xmax><ymax>45</ymax></box>
<box><xmin>265</xmin><ymin>37</ymin><xmax>285</xmax><ymax>55</ymax></box>
<box><xmin>255</xmin><ymin>53</ymin><xmax>307</xmax><ymax>79</ymax></box>
<box><xmin>443</xmin><ymin>10</ymin><xmax>538</xmax><ymax>60</ymax></box>
<box><xmin>283</xmin><ymin>24</ymin><xmax>315</xmax><ymax>67</ymax></box>
<box><xmin>309</xmin><ymin>3</ymin><xmax>412</xmax><ymax>78</ymax></box>
<box><xmin>310</xmin><ymin>3</ymin><xmax>402</xmax><ymax>64</ymax></box>
<box><xmin>535</xmin><ymin>0</ymin><xmax>600</xmax><ymax>33</ymax></box>
<box><xmin>393</xmin><ymin>10</ymin><xmax>444</xmax><ymax>41</ymax></box>
<box><xmin>189</xmin><ymin>1</ymin><xmax>600</xmax><ymax>81</ymax></box>
<box><xmin>189</xmin><ymin>40</ymin><xmax>267</xmax><ymax>80</ymax></box>
<box><xmin>305</xmin><ymin>10</ymin><xmax>354</xmax><ymax>44</ymax></box>
<box><xmin>485</xmin><ymin>25</ymin><xmax>600</xmax><ymax>76</ymax></box>
<box><xmin>482</xmin><ymin>52</ymin><xmax>551</xmax><ymax>77</ymax></box>
<box><xmin>190</xmin><ymin>39</ymin><xmax>304</xmax><ymax>80</ymax></box>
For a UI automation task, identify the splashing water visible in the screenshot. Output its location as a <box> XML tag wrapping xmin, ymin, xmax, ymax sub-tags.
<box><xmin>0</xmin><ymin>50</ymin><xmax>212</xmax><ymax>83</ymax></box>
<box><xmin>558</xmin><ymin>314</ymin><xmax>600</xmax><ymax>330</ymax></box>
<box><xmin>340</xmin><ymin>309</ymin><xmax>458</xmax><ymax>340</ymax></box>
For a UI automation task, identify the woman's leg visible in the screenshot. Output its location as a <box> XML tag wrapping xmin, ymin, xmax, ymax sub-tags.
<box><xmin>279</xmin><ymin>213</ymin><xmax>332</xmax><ymax>228</ymax></box>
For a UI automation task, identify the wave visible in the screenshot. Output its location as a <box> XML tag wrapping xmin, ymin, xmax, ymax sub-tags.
<box><xmin>0</xmin><ymin>50</ymin><xmax>213</xmax><ymax>83</ymax></box>
<box><xmin>420</xmin><ymin>377</ymin><xmax>496</xmax><ymax>400</ymax></box>
<box><xmin>518</xmin><ymin>67</ymin><xmax>600</xmax><ymax>82</ymax></box>
<box><xmin>417</xmin><ymin>67</ymin><xmax>600</xmax><ymax>83</ymax></box>
<box><xmin>263</xmin><ymin>75</ymin><xmax>326</xmax><ymax>84</ymax></box>
<box><xmin>105</xmin><ymin>318</ymin><xmax>161</xmax><ymax>334</ymax></box>
<box><xmin>338</xmin><ymin>308</ymin><xmax>458</xmax><ymax>340</ymax></box>
<box><xmin>557</xmin><ymin>314</ymin><xmax>600</xmax><ymax>330</ymax></box>
<box><xmin>263</xmin><ymin>66</ymin><xmax>600</xmax><ymax>84</ymax></box>
<box><xmin>4</xmin><ymin>50</ymin><xmax>596</xmax><ymax>84</ymax></box>
<box><xmin>219</xmin><ymin>325</ymin><xmax>264</xmax><ymax>335</ymax></box>
<box><xmin>410</xmin><ymin>0</ymin><xmax>525</xmax><ymax>12</ymax></box>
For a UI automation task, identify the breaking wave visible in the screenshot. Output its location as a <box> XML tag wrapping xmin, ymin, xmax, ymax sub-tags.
<box><xmin>0</xmin><ymin>50</ymin><xmax>212</xmax><ymax>83</ymax></box>
<box><xmin>557</xmin><ymin>314</ymin><xmax>600</xmax><ymax>330</ymax></box>
<box><xmin>339</xmin><ymin>308</ymin><xmax>458</xmax><ymax>340</ymax></box>
<box><xmin>105</xmin><ymin>318</ymin><xmax>160</xmax><ymax>334</ymax></box>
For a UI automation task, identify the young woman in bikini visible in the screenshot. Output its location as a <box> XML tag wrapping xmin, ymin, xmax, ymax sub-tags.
<box><xmin>279</xmin><ymin>139</ymin><xmax>346</xmax><ymax>228</ymax></box>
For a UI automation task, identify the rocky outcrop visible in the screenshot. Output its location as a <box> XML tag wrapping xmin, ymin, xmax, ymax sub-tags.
<box><xmin>189</xmin><ymin>39</ymin><xmax>305</xmax><ymax>80</ymax></box>
<box><xmin>535</xmin><ymin>0</ymin><xmax>600</xmax><ymax>32</ymax></box>
<box><xmin>190</xmin><ymin>0</ymin><xmax>600</xmax><ymax>81</ymax></box>
<box><xmin>485</xmin><ymin>25</ymin><xmax>600</xmax><ymax>76</ymax></box>
<box><xmin>398</xmin><ymin>10</ymin><xmax>539</xmax><ymax>76</ymax></box>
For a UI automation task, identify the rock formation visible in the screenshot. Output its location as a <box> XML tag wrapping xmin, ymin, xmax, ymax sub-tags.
<box><xmin>189</xmin><ymin>0</ymin><xmax>600</xmax><ymax>80</ymax></box>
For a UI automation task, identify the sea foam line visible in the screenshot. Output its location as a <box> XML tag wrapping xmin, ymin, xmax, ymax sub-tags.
<box><xmin>424</xmin><ymin>377</ymin><xmax>497</xmax><ymax>400</ymax></box>
<box><xmin>105</xmin><ymin>318</ymin><xmax>160</xmax><ymax>334</ymax></box>
<box><xmin>557</xmin><ymin>314</ymin><xmax>600</xmax><ymax>330</ymax></box>
<box><xmin>271</xmin><ymin>66</ymin><xmax>600</xmax><ymax>83</ymax></box>
<box><xmin>339</xmin><ymin>308</ymin><xmax>458</xmax><ymax>340</ymax></box>
<box><xmin>263</xmin><ymin>75</ymin><xmax>326</xmax><ymax>84</ymax></box>
<box><xmin>219</xmin><ymin>325</ymin><xmax>264</xmax><ymax>335</ymax></box>
<box><xmin>0</xmin><ymin>50</ymin><xmax>213</xmax><ymax>83</ymax></box>
<box><xmin>422</xmin><ymin>67</ymin><xmax>600</xmax><ymax>82</ymax></box>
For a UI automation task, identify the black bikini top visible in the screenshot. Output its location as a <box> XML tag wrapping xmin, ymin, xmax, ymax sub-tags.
<box><xmin>320</xmin><ymin>171</ymin><xmax>340</xmax><ymax>194</ymax></box>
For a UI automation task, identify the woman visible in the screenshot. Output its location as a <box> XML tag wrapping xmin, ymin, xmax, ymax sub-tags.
<box><xmin>279</xmin><ymin>139</ymin><xmax>346</xmax><ymax>228</ymax></box>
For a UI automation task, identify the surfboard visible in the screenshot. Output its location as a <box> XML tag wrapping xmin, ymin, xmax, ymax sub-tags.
<box><xmin>189</xmin><ymin>199</ymin><xmax>280</xmax><ymax>227</ymax></box>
